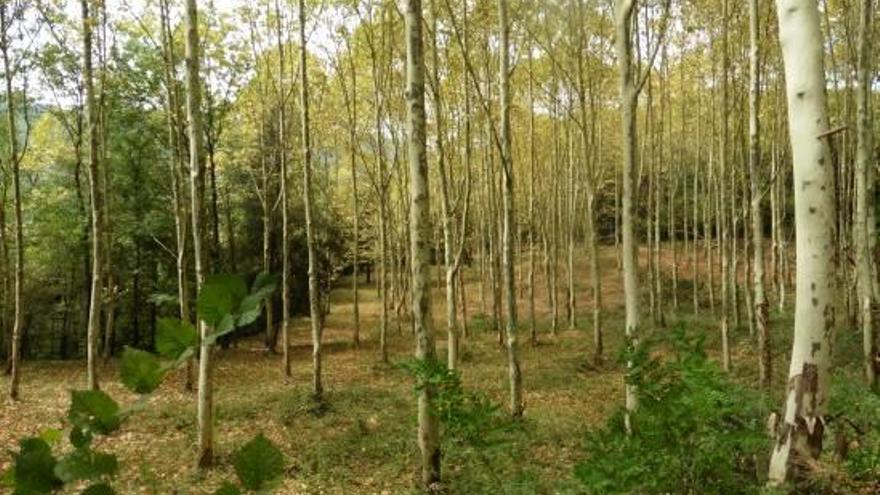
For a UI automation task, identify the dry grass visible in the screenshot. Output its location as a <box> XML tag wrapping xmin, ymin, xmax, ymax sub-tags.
<box><xmin>0</xmin><ymin>243</ymin><xmax>784</xmax><ymax>494</ymax></box>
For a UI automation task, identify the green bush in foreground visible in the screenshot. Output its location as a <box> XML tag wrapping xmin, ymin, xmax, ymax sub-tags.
<box><xmin>575</xmin><ymin>327</ymin><xmax>768</xmax><ymax>495</ymax></box>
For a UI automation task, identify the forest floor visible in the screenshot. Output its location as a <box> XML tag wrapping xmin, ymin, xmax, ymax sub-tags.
<box><xmin>0</xmin><ymin>244</ymin><xmax>803</xmax><ymax>494</ymax></box>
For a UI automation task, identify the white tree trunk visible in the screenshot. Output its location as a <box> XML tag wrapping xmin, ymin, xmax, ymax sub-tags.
<box><xmin>768</xmin><ymin>0</ymin><xmax>837</xmax><ymax>484</ymax></box>
<box><xmin>1</xmin><ymin>4</ymin><xmax>23</xmax><ymax>400</ymax></box>
<box><xmin>498</xmin><ymin>0</ymin><xmax>523</xmax><ymax>418</ymax></box>
<box><xmin>275</xmin><ymin>0</ymin><xmax>292</xmax><ymax>379</ymax></box>
<box><xmin>298</xmin><ymin>0</ymin><xmax>323</xmax><ymax>400</ymax></box>
<box><xmin>80</xmin><ymin>0</ymin><xmax>104</xmax><ymax>392</ymax></box>
<box><xmin>616</xmin><ymin>0</ymin><xmax>639</xmax><ymax>432</ymax></box>
<box><xmin>406</xmin><ymin>0</ymin><xmax>441</xmax><ymax>487</ymax></box>
<box><xmin>184</xmin><ymin>0</ymin><xmax>213</xmax><ymax>468</ymax></box>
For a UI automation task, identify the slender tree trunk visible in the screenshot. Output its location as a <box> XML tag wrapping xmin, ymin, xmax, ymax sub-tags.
<box><xmin>485</xmin><ymin>93</ymin><xmax>502</xmax><ymax>338</ymax></box>
<box><xmin>853</xmin><ymin>0</ymin><xmax>876</xmax><ymax>388</ymax></box>
<box><xmin>261</xmin><ymin>125</ymin><xmax>274</xmax><ymax>352</ymax></box>
<box><xmin>159</xmin><ymin>0</ymin><xmax>193</xmax><ymax>392</ymax></box>
<box><xmin>692</xmin><ymin>127</ymin><xmax>700</xmax><ymax>314</ymax></box>
<box><xmin>527</xmin><ymin>44</ymin><xmax>537</xmax><ymax>346</ymax></box>
<box><xmin>749</xmin><ymin>0</ymin><xmax>771</xmax><ymax>390</ymax></box>
<box><xmin>498</xmin><ymin>0</ymin><xmax>523</xmax><ymax>418</ymax></box>
<box><xmin>207</xmin><ymin>142</ymin><xmax>220</xmax><ymax>269</ymax></box>
<box><xmin>587</xmin><ymin>187</ymin><xmax>602</xmax><ymax>360</ymax></box>
<box><xmin>707</xmin><ymin>148</ymin><xmax>717</xmax><ymax>314</ymax></box>
<box><xmin>81</xmin><ymin>0</ymin><xmax>103</xmax><ymax>392</ymax></box>
<box><xmin>614</xmin><ymin>168</ymin><xmax>622</xmax><ymax>272</ymax></box>
<box><xmin>616</xmin><ymin>0</ymin><xmax>640</xmax><ymax>432</ymax></box>
<box><xmin>2</xmin><ymin>4</ymin><xmax>23</xmax><ymax>400</ymax></box>
<box><xmin>298</xmin><ymin>0</ymin><xmax>322</xmax><ymax>400</ymax></box>
<box><xmin>576</xmin><ymin>34</ymin><xmax>602</xmax><ymax>360</ymax></box>
<box><xmin>405</xmin><ymin>0</ymin><xmax>441</xmax><ymax>486</ymax></box>
<box><xmin>341</xmin><ymin>39</ymin><xmax>361</xmax><ymax>348</ymax></box>
<box><xmin>567</xmin><ymin>121</ymin><xmax>577</xmax><ymax>331</ymax></box>
<box><xmin>429</xmin><ymin>0</ymin><xmax>458</xmax><ymax>369</ymax></box>
<box><xmin>768</xmin><ymin>0</ymin><xmax>837</xmax><ymax>484</ymax></box>
<box><xmin>379</xmin><ymin>196</ymin><xmax>388</xmax><ymax>361</ymax></box>
<box><xmin>458</xmin><ymin>269</ymin><xmax>469</xmax><ymax>338</ymax></box>
<box><xmin>719</xmin><ymin>0</ymin><xmax>731</xmax><ymax>372</ymax></box>
<box><xmin>185</xmin><ymin>0</ymin><xmax>213</xmax><ymax>468</ymax></box>
<box><xmin>276</xmin><ymin>0</ymin><xmax>292</xmax><ymax>378</ymax></box>
<box><xmin>550</xmin><ymin>92</ymin><xmax>560</xmax><ymax>335</ymax></box>
<box><xmin>653</xmin><ymin>70</ymin><xmax>663</xmax><ymax>326</ymax></box>
<box><xmin>97</xmin><ymin>5</ymin><xmax>114</xmax><ymax>364</ymax></box>
<box><xmin>1</xmin><ymin>183</ymin><xmax>8</xmax><ymax>376</ymax></box>
<box><xmin>224</xmin><ymin>185</ymin><xmax>237</xmax><ymax>274</ymax></box>
<box><xmin>367</xmin><ymin>18</ymin><xmax>390</xmax><ymax>361</ymax></box>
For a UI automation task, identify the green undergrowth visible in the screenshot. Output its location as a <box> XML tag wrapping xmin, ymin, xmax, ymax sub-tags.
<box><xmin>575</xmin><ymin>325</ymin><xmax>770</xmax><ymax>494</ymax></box>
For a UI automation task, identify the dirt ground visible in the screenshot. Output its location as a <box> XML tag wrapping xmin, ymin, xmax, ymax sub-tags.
<box><xmin>0</xmin><ymin>244</ymin><xmax>779</xmax><ymax>494</ymax></box>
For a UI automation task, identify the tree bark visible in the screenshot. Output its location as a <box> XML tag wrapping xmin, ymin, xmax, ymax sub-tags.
<box><xmin>527</xmin><ymin>42</ymin><xmax>537</xmax><ymax>346</ymax></box>
<box><xmin>853</xmin><ymin>0</ymin><xmax>876</xmax><ymax>388</ymax></box>
<box><xmin>341</xmin><ymin>38</ymin><xmax>361</xmax><ymax>348</ymax></box>
<box><xmin>719</xmin><ymin>0</ymin><xmax>731</xmax><ymax>372</ymax></box>
<box><xmin>81</xmin><ymin>0</ymin><xmax>103</xmax><ymax>392</ymax></box>
<box><xmin>158</xmin><ymin>0</ymin><xmax>193</xmax><ymax>392</ymax></box>
<box><xmin>405</xmin><ymin>0</ymin><xmax>441</xmax><ymax>487</ymax></box>
<box><xmin>185</xmin><ymin>0</ymin><xmax>213</xmax><ymax>468</ymax></box>
<box><xmin>276</xmin><ymin>0</ymin><xmax>292</xmax><ymax>378</ymax></box>
<box><xmin>1</xmin><ymin>3</ymin><xmax>23</xmax><ymax>400</ymax></box>
<box><xmin>498</xmin><ymin>0</ymin><xmax>523</xmax><ymax>418</ymax></box>
<box><xmin>614</xmin><ymin>0</ymin><xmax>666</xmax><ymax>433</ymax></box>
<box><xmin>768</xmin><ymin>0</ymin><xmax>837</xmax><ymax>484</ymax></box>
<box><xmin>748</xmin><ymin>0</ymin><xmax>771</xmax><ymax>390</ymax></box>
<box><xmin>298</xmin><ymin>0</ymin><xmax>323</xmax><ymax>400</ymax></box>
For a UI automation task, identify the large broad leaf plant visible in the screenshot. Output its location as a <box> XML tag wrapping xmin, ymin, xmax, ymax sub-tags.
<box><xmin>1</xmin><ymin>274</ymin><xmax>286</xmax><ymax>495</ymax></box>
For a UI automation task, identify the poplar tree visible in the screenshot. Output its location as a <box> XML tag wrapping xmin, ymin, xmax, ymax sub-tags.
<box><xmin>768</xmin><ymin>0</ymin><xmax>838</xmax><ymax>484</ymax></box>
<box><xmin>82</xmin><ymin>0</ymin><xmax>104</xmax><ymax>392</ymax></box>
<box><xmin>184</xmin><ymin>0</ymin><xmax>214</xmax><ymax>468</ymax></box>
<box><xmin>1</xmin><ymin>2</ymin><xmax>23</xmax><ymax>400</ymax></box>
<box><xmin>405</xmin><ymin>0</ymin><xmax>441</xmax><ymax>486</ymax></box>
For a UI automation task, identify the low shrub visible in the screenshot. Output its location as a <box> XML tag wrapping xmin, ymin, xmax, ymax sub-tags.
<box><xmin>575</xmin><ymin>326</ymin><xmax>769</xmax><ymax>494</ymax></box>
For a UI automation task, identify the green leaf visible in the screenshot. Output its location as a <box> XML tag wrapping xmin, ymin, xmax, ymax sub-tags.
<box><xmin>217</xmin><ymin>314</ymin><xmax>237</xmax><ymax>336</ymax></box>
<box><xmin>206</xmin><ymin>316</ymin><xmax>240</xmax><ymax>346</ymax></box>
<box><xmin>237</xmin><ymin>294</ymin><xmax>264</xmax><ymax>328</ymax></box>
<box><xmin>155</xmin><ymin>318</ymin><xmax>198</xmax><ymax>359</ymax></box>
<box><xmin>1</xmin><ymin>466</ymin><xmax>15</xmax><ymax>487</ymax></box>
<box><xmin>232</xmin><ymin>433</ymin><xmax>284</xmax><ymax>491</ymax></box>
<box><xmin>68</xmin><ymin>390</ymin><xmax>121</xmax><ymax>435</ymax></box>
<box><xmin>80</xmin><ymin>482</ymin><xmax>115</xmax><ymax>495</ymax></box>
<box><xmin>90</xmin><ymin>453</ymin><xmax>117</xmax><ymax>477</ymax></box>
<box><xmin>213</xmin><ymin>482</ymin><xmax>242</xmax><ymax>495</ymax></box>
<box><xmin>69</xmin><ymin>427</ymin><xmax>93</xmax><ymax>449</ymax></box>
<box><xmin>54</xmin><ymin>449</ymin><xmax>118</xmax><ymax>483</ymax></box>
<box><xmin>38</xmin><ymin>428</ymin><xmax>62</xmax><ymax>447</ymax></box>
<box><xmin>12</xmin><ymin>437</ymin><xmax>63</xmax><ymax>494</ymax></box>
<box><xmin>120</xmin><ymin>347</ymin><xmax>165</xmax><ymax>394</ymax></box>
<box><xmin>238</xmin><ymin>273</ymin><xmax>278</xmax><ymax>327</ymax></box>
<box><xmin>251</xmin><ymin>272</ymin><xmax>278</xmax><ymax>299</ymax></box>
<box><xmin>198</xmin><ymin>274</ymin><xmax>247</xmax><ymax>328</ymax></box>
